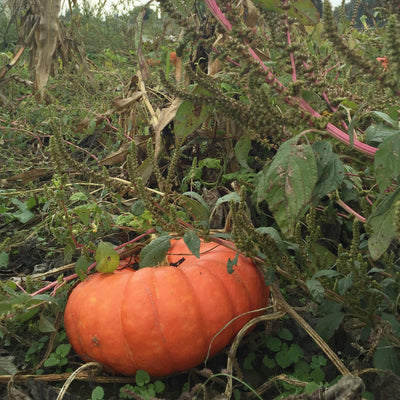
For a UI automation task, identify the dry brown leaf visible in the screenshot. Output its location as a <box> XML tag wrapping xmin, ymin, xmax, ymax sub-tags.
<box><xmin>7</xmin><ymin>168</ymin><xmax>49</xmax><ymax>184</ymax></box>
<box><xmin>113</xmin><ymin>91</ymin><xmax>143</xmax><ymax>111</ymax></box>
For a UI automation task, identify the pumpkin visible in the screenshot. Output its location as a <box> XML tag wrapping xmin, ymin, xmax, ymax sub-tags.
<box><xmin>64</xmin><ymin>238</ymin><xmax>269</xmax><ymax>377</ymax></box>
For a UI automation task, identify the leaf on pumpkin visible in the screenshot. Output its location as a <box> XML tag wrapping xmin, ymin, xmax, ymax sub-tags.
<box><xmin>95</xmin><ymin>241</ymin><xmax>120</xmax><ymax>273</ymax></box>
<box><xmin>254</xmin><ymin>135</ymin><xmax>317</xmax><ymax>237</ymax></box>
<box><xmin>227</xmin><ymin>253</ymin><xmax>239</xmax><ymax>274</ymax></box>
<box><xmin>139</xmin><ymin>235</ymin><xmax>172</xmax><ymax>268</ymax></box>
<box><xmin>183</xmin><ymin>231</ymin><xmax>201</xmax><ymax>258</ymax></box>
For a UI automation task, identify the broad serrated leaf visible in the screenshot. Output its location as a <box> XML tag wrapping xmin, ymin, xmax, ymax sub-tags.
<box><xmin>375</xmin><ymin>134</ymin><xmax>400</xmax><ymax>191</ymax></box>
<box><xmin>255</xmin><ymin>136</ymin><xmax>318</xmax><ymax>237</ymax></box>
<box><xmin>139</xmin><ymin>235</ymin><xmax>172</xmax><ymax>268</ymax></box>
<box><xmin>95</xmin><ymin>241</ymin><xmax>120</xmax><ymax>273</ymax></box>
<box><xmin>183</xmin><ymin>231</ymin><xmax>201</xmax><ymax>258</ymax></box>
<box><xmin>368</xmin><ymin>189</ymin><xmax>400</xmax><ymax>260</ymax></box>
<box><xmin>312</xmin><ymin>141</ymin><xmax>344</xmax><ymax>201</ymax></box>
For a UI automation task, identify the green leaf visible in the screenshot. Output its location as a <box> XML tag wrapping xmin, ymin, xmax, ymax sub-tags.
<box><xmin>373</xmin><ymin>339</ymin><xmax>400</xmax><ymax>374</ymax></box>
<box><xmin>12</xmin><ymin>200</ymin><xmax>35</xmax><ymax>223</ymax></box>
<box><xmin>337</xmin><ymin>271</ymin><xmax>354</xmax><ymax>295</ymax></box>
<box><xmin>0</xmin><ymin>251</ymin><xmax>9</xmax><ymax>269</ymax></box>
<box><xmin>154</xmin><ymin>380</ymin><xmax>165</xmax><ymax>394</ymax></box>
<box><xmin>0</xmin><ymin>356</ymin><xmax>18</xmax><ymax>375</ymax></box>
<box><xmin>276</xmin><ymin>343</ymin><xmax>293</xmax><ymax>368</ymax></box>
<box><xmin>56</xmin><ymin>344</ymin><xmax>71</xmax><ymax>357</ymax></box>
<box><xmin>43</xmin><ymin>356</ymin><xmax>59</xmax><ymax>368</ymax></box>
<box><xmin>181</xmin><ymin>192</ymin><xmax>210</xmax><ymax>223</ymax></box>
<box><xmin>227</xmin><ymin>253</ymin><xmax>239</xmax><ymax>274</ymax></box>
<box><xmin>367</xmin><ymin>189</ymin><xmax>400</xmax><ymax>260</ymax></box>
<box><xmin>243</xmin><ymin>352</ymin><xmax>256</xmax><ymax>370</ymax></box>
<box><xmin>74</xmin><ymin>206</ymin><xmax>90</xmax><ymax>226</ymax></box>
<box><xmin>39</xmin><ymin>315</ymin><xmax>55</xmax><ymax>333</ymax></box>
<box><xmin>234</xmin><ymin>135</ymin><xmax>252</xmax><ymax>169</ymax></box>
<box><xmin>214</xmin><ymin>192</ymin><xmax>241</xmax><ymax>209</ymax></box>
<box><xmin>312</xmin><ymin>141</ymin><xmax>344</xmax><ymax>201</ymax></box>
<box><xmin>63</xmin><ymin>243</ymin><xmax>75</xmax><ymax>264</ymax></box>
<box><xmin>131</xmin><ymin>199</ymin><xmax>145</xmax><ymax>216</ymax></box>
<box><xmin>366</xmin><ymin>124</ymin><xmax>399</xmax><ymax>147</ymax></box>
<box><xmin>264</xmin><ymin>336</ymin><xmax>282</xmax><ymax>352</ymax></box>
<box><xmin>315</xmin><ymin>311</ymin><xmax>344</xmax><ymax>341</ymax></box>
<box><xmin>262</xmin><ymin>355</ymin><xmax>276</xmax><ymax>368</ymax></box>
<box><xmin>373</xmin><ymin>111</ymin><xmax>398</xmax><ymax>128</ymax></box>
<box><xmin>313</xmin><ymin>269</ymin><xmax>340</xmax><ymax>279</ymax></box>
<box><xmin>306</xmin><ymin>278</ymin><xmax>324</xmax><ymax>303</ymax></box>
<box><xmin>91</xmin><ymin>386</ymin><xmax>105</xmax><ymax>400</ymax></box>
<box><xmin>75</xmin><ymin>255</ymin><xmax>90</xmax><ymax>280</ymax></box>
<box><xmin>95</xmin><ymin>242</ymin><xmax>120</xmax><ymax>273</ymax></box>
<box><xmin>287</xmin><ymin>343</ymin><xmax>304</xmax><ymax>364</ymax></box>
<box><xmin>183</xmin><ymin>231</ymin><xmax>201</xmax><ymax>258</ymax></box>
<box><xmin>174</xmin><ymin>94</ymin><xmax>211</xmax><ymax>141</ymax></box>
<box><xmin>278</xmin><ymin>328</ymin><xmax>293</xmax><ymax>341</ymax></box>
<box><xmin>375</xmin><ymin>134</ymin><xmax>400</xmax><ymax>191</ymax></box>
<box><xmin>139</xmin><ymin>235</ymin><xmax>172</xmax><ymax>268</ymax></box>
<box><xmin>135</xmin><ymin>369</ymin><xmax>150</xmax><ymax>386</ymax></box>
<box><xmin>254</xmin><ymin>136</ymin><xmax>318</xmax><ymax>237</ymax></box>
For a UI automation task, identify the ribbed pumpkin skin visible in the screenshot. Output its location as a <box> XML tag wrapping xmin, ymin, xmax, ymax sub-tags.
<box><xmin>64</xmin><ymin>239</ymin><xmax>269</xmax><ymax>377</ymax></box>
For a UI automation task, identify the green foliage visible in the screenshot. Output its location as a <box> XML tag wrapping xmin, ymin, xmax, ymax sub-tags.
<box><xmin>43</xmin><ymin>343</ymin><xmax>71</xmax><ymax>369</ymax></box>
<box><xmin>119</xmin><ymin>370</ymin><xmax>165</xmax><ymax>399</ymax></box>
<box><xmin>89</xmin><ymin>386</ymin><xmax>104</xmax><ymax>400</ymax></box>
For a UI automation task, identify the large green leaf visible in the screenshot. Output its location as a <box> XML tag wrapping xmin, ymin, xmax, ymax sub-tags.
<box><xmin>367</xmin><ymin>189</ymin><xmax>400</xmax><ymax>260</ymax></box>
<box><xmin>375</xmin><ymin>133</ymin><xmax>400</xmax><ymax>191</ymax></box>
<box><xmin>312</xmin><ymin>141</ymin><xmax>344</xmax><ymax>201</ymax></box>
<box><xmin>254</xmin><ymin>136</ymin><xmax>318</xmax><ymax>237</ymax></box>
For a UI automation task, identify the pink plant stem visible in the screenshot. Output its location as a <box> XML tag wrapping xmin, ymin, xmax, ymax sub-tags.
<box><xmin>336</xmin><ymin>198</ymin><xmax>366</xmax><ymax>223</ymax></box>
<box><xmin>203</xmin><ymin>0</ymin><xmax>377</xmax><ymax>158</ymax></box>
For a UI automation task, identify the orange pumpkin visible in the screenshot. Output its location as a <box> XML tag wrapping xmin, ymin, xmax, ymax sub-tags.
<box><xmin>64</xmin><ymin>238</ymin><xmax>269</xmax><ymax>376</ymax></box>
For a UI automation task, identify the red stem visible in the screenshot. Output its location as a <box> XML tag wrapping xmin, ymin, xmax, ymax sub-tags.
<box><xmin>203</xmin><ymin>0</ymin><xmax>377</xmax><ymax>158</ymax></box>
